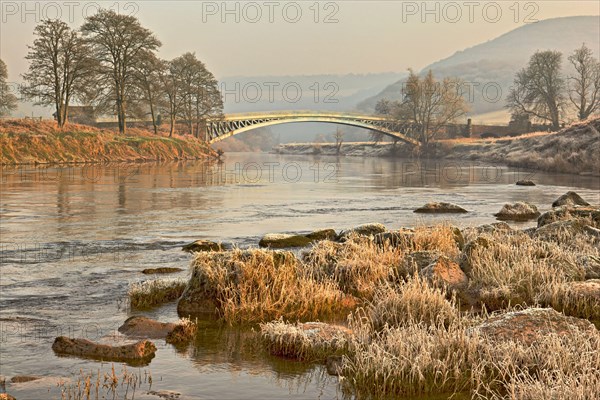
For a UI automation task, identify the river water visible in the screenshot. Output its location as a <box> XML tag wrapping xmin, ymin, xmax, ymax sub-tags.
<box><xmin>1</xmin><ymin>153</ymin><xmax>599</xmax><ymax>399</ymax></box>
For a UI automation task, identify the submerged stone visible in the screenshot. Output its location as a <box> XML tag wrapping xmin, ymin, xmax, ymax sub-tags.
<box><xmin>516</xmin><ymin>180</ymin><xmax>536</xmax><ymax>186</ymax></box>
<box><xmin>182</xmin><ymin>240</ymin><xmax>223</xmax><ymax>253</ymax></box>
<box><xmin>118</xmin><ymin>316</ymin><xmax>177</xmax><ymax>339</ymax></box>
<box><xmin>142</xmin><ymin>267</ymin><xmax>183</xmax><ymax>275</ymax></box>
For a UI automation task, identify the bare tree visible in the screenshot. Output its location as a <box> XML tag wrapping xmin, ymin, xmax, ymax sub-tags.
<box><xmin>161</xmin><ymin>53</ymin><xmax>222</xmax><ymax>138</ymax></box>
<box><xmin>21</xmin><ymin>20</ymin><xmax>91</xmax><ymax>127</ymax></box>
<box><xmin>400</xmin><ymin>69</ymin><xmax>468</xmax><ymax>144</ymax></box>
<box><xmin>133</xmin><ymin>53</ymin><xmax>167</xmax><ymax>135</ymax></box>
<box><xmin>568</xmin><ymin>44</ymin><xmax>600</xmax><ymax>121</ymax></box>
<box><xmin>0</xmin><ymin>59</ymin><xmax>18</xmax><ymax>116</ymax></box>
<box><xmin>81</xmin><ymin>9</ymin><xmax>161</xmax><ymax>134</ymax></box>
<box><xmin>334</xmin><ymin>127</ymin><xmax>344</xmax><ymax>154</ymax></box>
<box><xmin>507</xmin><ymin>50</ymin><xmax>566</xmax><ymax>130</ymax></box>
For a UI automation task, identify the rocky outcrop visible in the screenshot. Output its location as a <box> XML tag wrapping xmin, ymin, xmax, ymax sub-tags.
<box><xmin>552</xmin><ymin>191</ymin><xmax>591</xmax><ymax>207</ymax></box>
<box><xmin>182</xmin><ymin>240</ymin><xmax>223</xmax><ymax>253</ymax></box>
<box><xmin>52</xmin><ymin>337</ymin><xmax>156</xmax><ymax>365</ymax></box>
<box><xmin>473</xmin><ymin>308</ymin><xmax>595</xmax><ymax>345</ymax></box>
<box><xmin>413</xmin><ymin>202</ymin><xmax>468</xmax><ymax>214</ymax></box>
<box><xmin>118</xmin><ymin>316</ymin><xmax>177</xmax><ymax>339</ymax></box>
<box><xmin>515</xmin><ymin>180</ymin><xmax>536</xmax><ymax>186</ymax></box>
<box><xmin>494</xmin><ymin>202</ymin><xmax>540</xmax><ymax>221</ymax></box>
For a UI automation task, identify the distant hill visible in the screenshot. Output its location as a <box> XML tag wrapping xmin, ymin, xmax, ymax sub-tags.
<box><xmin>358</xmin><ymin>16</ymin><xmax>600</xmax><ymax>117</ymax></box>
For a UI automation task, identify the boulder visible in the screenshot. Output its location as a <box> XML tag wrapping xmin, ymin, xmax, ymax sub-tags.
<box><xmin>580</xmin><ymin>255</ymin><xmax>600</xmax><ymax>280</ymax></box>
<box><xmin>374</xmin><ymin>229</ymin><xmax>415</xmax><ymax>249</ymax></box>
<box><xmin>473</xmin><ymin>308</ymin><xmax>595</xmax><ymax>345</ymax></box>
<box><xmin>182</xmin><ymin>240</ymin><xmax>223</xmax><ymax>253</ymax></box>
<box><xmin>258</xmin><ymin>233</ymin><xmax>313</xmax><ymax>248</ymax></box>
<box><xmin>305</xmin><ymin>229</ymin><xmax>337</xmax><ymax>241</ymax></box>
<box><xmin>494</xmin><ymin>202</ymin><xmax>540</xmax><ymax>221</ymax></box>
<box><xmin>338</xmin><ymin>223</ymin><xmax>386</xmax><ymax>241</ymax></box>
<box><xmin>413</xmin><ymin>202</ymin><xmax>468</xmax><ymax>214</ymax></box>
<box><xmin>142</xmin><ymin>267</ymin><xmax>183</xmax><ymax>275</ymax></box>
<box><xmin>421</xmin><ymin>256</ymin><xmax>468</xmax><ymax>291</ymax></box>
<box><xmin>538</xmin><ymin>205</ymin><xmax>600</xmax><ymax>228</ymax></box>
<box><xmin>552</xmin><ymin>191</ymin><xmax>591</xmax><ymax>207</ymax></box>
<box><xmin>118</xmin><ymin>316</ymin><xmax>177</xmax><ymax>339</ymax></box>
<box><xmin>52</xmin><ymin>337</ymin><xmax>156</xmax><ymax>365</ymax></box>
<box><xmin>516</xmin><ymin>180</ymin><xmax>536</xmax><ymax>186</ymax></box>
<box><xmin>0</xmin><ymin>394</ymin><xmax>16</xmax><ymax>400</ymax></box>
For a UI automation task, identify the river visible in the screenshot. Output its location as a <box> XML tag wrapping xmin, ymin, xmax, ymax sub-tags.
<box><xmin>1</xmin><ymin>153</ymin><xmax>599</xmax><ymax>399</ymax></box>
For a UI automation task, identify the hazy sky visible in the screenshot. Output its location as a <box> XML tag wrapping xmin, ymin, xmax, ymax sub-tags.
<box><xmin>1</xmin><ymin>0</ymin><xmax>599</xmax><ymax>80</ymax></box>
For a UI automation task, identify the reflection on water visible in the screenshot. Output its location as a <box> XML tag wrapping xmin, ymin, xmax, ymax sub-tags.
<box><xmin>1</xmin><ymin>153</ymin><xmax>598</xmax><ymax>399</ymax></box>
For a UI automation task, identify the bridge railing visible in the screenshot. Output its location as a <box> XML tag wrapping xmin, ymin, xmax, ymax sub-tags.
<box><xmin>213</xmin><ymin>110</ymin><xmax>389</xmax><ymax>120</ymax></box>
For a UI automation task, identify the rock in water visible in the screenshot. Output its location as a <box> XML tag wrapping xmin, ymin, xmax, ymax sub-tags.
<box><xmin>142</xmin><ymin>267</ymin><xmax>183</xmax><ymax>274</ymax></box>
<box><xmin>516</xmin><ymin>180</ymin><xmax>536</xmax><ymax>186</ymax></box>
<box><xmin>118</xmin><ymin>316</ymin><xmax>177</xmax><ymax>339</ymax></box>
<box><xmin>413</xmin><ymin>202</ymin><xmax>468</xmax><ymax>213</ymax></box>
<box><xmin>258</xmin><ymin>233</ymin><xmax>313</xmax><ymax>248</ymax></box>
<box><xmin>182</xmin><ymin>240</ymin><xmax>223</xmax><ymax>253</ymax></box>
<box><xmin>52</xmin><ymin>337</ymin><xmax>156</xmax><ymax>365</ymax></box>
<box><xmin>338</xmin><ymin>223</ymin><xmax>386</xmax><ymax>241</ymax></box>
<box><xmin>494</xmin><ymin>202</ymin><xmax>540</xmax><ymax>221</ymax></box>
<box><xmin>552</xmin><ymin>191</ymin><xmax>591</xmax><ymax>207</ymax></box>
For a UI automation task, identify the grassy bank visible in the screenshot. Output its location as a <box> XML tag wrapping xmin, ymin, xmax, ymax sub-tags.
<box><xmin>0</xmin><ymin>119</ymin><xmax>216</xmax><ymax>164</ymax></box>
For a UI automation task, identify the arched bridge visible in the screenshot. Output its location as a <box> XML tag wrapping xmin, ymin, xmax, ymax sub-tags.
<box><xmin>205</xmin><ymin>111</ymin><xmax>420</xmax><ymax>146</ymax></box>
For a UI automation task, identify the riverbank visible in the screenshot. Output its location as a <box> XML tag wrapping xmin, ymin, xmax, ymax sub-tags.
<box><xmin>0</xmin><ymin>119</ymin><xmax>216</xmax><ymax>165</ymax></box>
<box><xmin>274</xmin><ymin>118</ymin><xmax>600</xmax><ymax>176</ymax></box>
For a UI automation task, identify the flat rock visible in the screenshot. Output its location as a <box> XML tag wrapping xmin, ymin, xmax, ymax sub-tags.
<box><xmin>182</xmin><ymin>240</ymin><xmax>223</xmax><ymax>253</ymax></box>
<box><xmin>414</xmin><ymin>202</ymin><xmax>468</xmax><ymax>214</ymax></box>
<box><xmin>552</xmin><ymin>191</ymin><xmax>591</xmax><ymax>207</ymax></box>
<box><xmin>118</xmin><ymin>316</ymin><xmax>177</xmax><ymax>339</ymax></box>
<box><xmin>516</xmin><ymin>180</ymin><xmax>536</xmax><ymax>186</ymax></box>
<box><xmin>421</xmin><ymin>255</ymin><xmax>468</xmax><ymax>291</ymax></box>
<box><xmin>142</xmin><ymin>267</ymin><xmax>183</xmax><ymax>275</ymax></box>
<box><xmin>474</xmin><ymin>307</ymin><xmax>595</xmax><ymax>345</ymax></box>
<box><xmin>494</xmin><ymin>202</ymin><xmax>540</xmax><ymax>221</ymax></box>
<box><xmin>52</xmin><ymin>336</ymin><xmax>156</xmax><ymax>365</ymax></box>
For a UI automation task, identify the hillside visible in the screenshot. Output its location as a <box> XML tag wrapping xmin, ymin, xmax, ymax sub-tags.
<box><xmin>0</xmin><ymin>120</ymin><xmax>216</xmax><ymax>164</ymax></box>
<box><xmin>358</xmin><ymin>16</ymin><xmax>600</xmax><ymax>116</ymax></box>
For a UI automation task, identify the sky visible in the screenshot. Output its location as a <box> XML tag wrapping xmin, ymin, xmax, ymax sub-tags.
<box><xmin>1</xmin><ymin>0</ymin><xmax>599</xmax><ymax>82</ymax></box>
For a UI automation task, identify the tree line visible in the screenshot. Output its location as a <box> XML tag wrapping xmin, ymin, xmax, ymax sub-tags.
<box><xmin>0</xmin><ymin>9</ymin><xmax>223</xmax><ymax>137</ymax></box>
<box><xmin>374</xmin><ymin>43</ymin><xmax>600</xmax><ymax>144</ymax></box>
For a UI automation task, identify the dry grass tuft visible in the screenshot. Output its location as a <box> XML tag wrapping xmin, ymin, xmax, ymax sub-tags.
<box><xmin>128</xmin><ymin>278</ymin><xmax>186</xmax><ymax>309</ymax></box>
<box><xmin>366</xmin><ymin>277</ymin><xmax>459</xmax><ymax>331</ymax></box>
<box><xmin>166</xmin><ymin>317</ymin><xmax>198</xmax><ymax>345</ymax></box>
<box><xmin>186</xmin><ymin>249</ymin><xmax>354</xmax><ymax>323</ymax></box>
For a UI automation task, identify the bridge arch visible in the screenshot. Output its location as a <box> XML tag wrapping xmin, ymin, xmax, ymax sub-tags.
<box><xmin>206</xmin><ymin>112</ymin><xmax>420</xmax><ymax>146</ymax></box>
